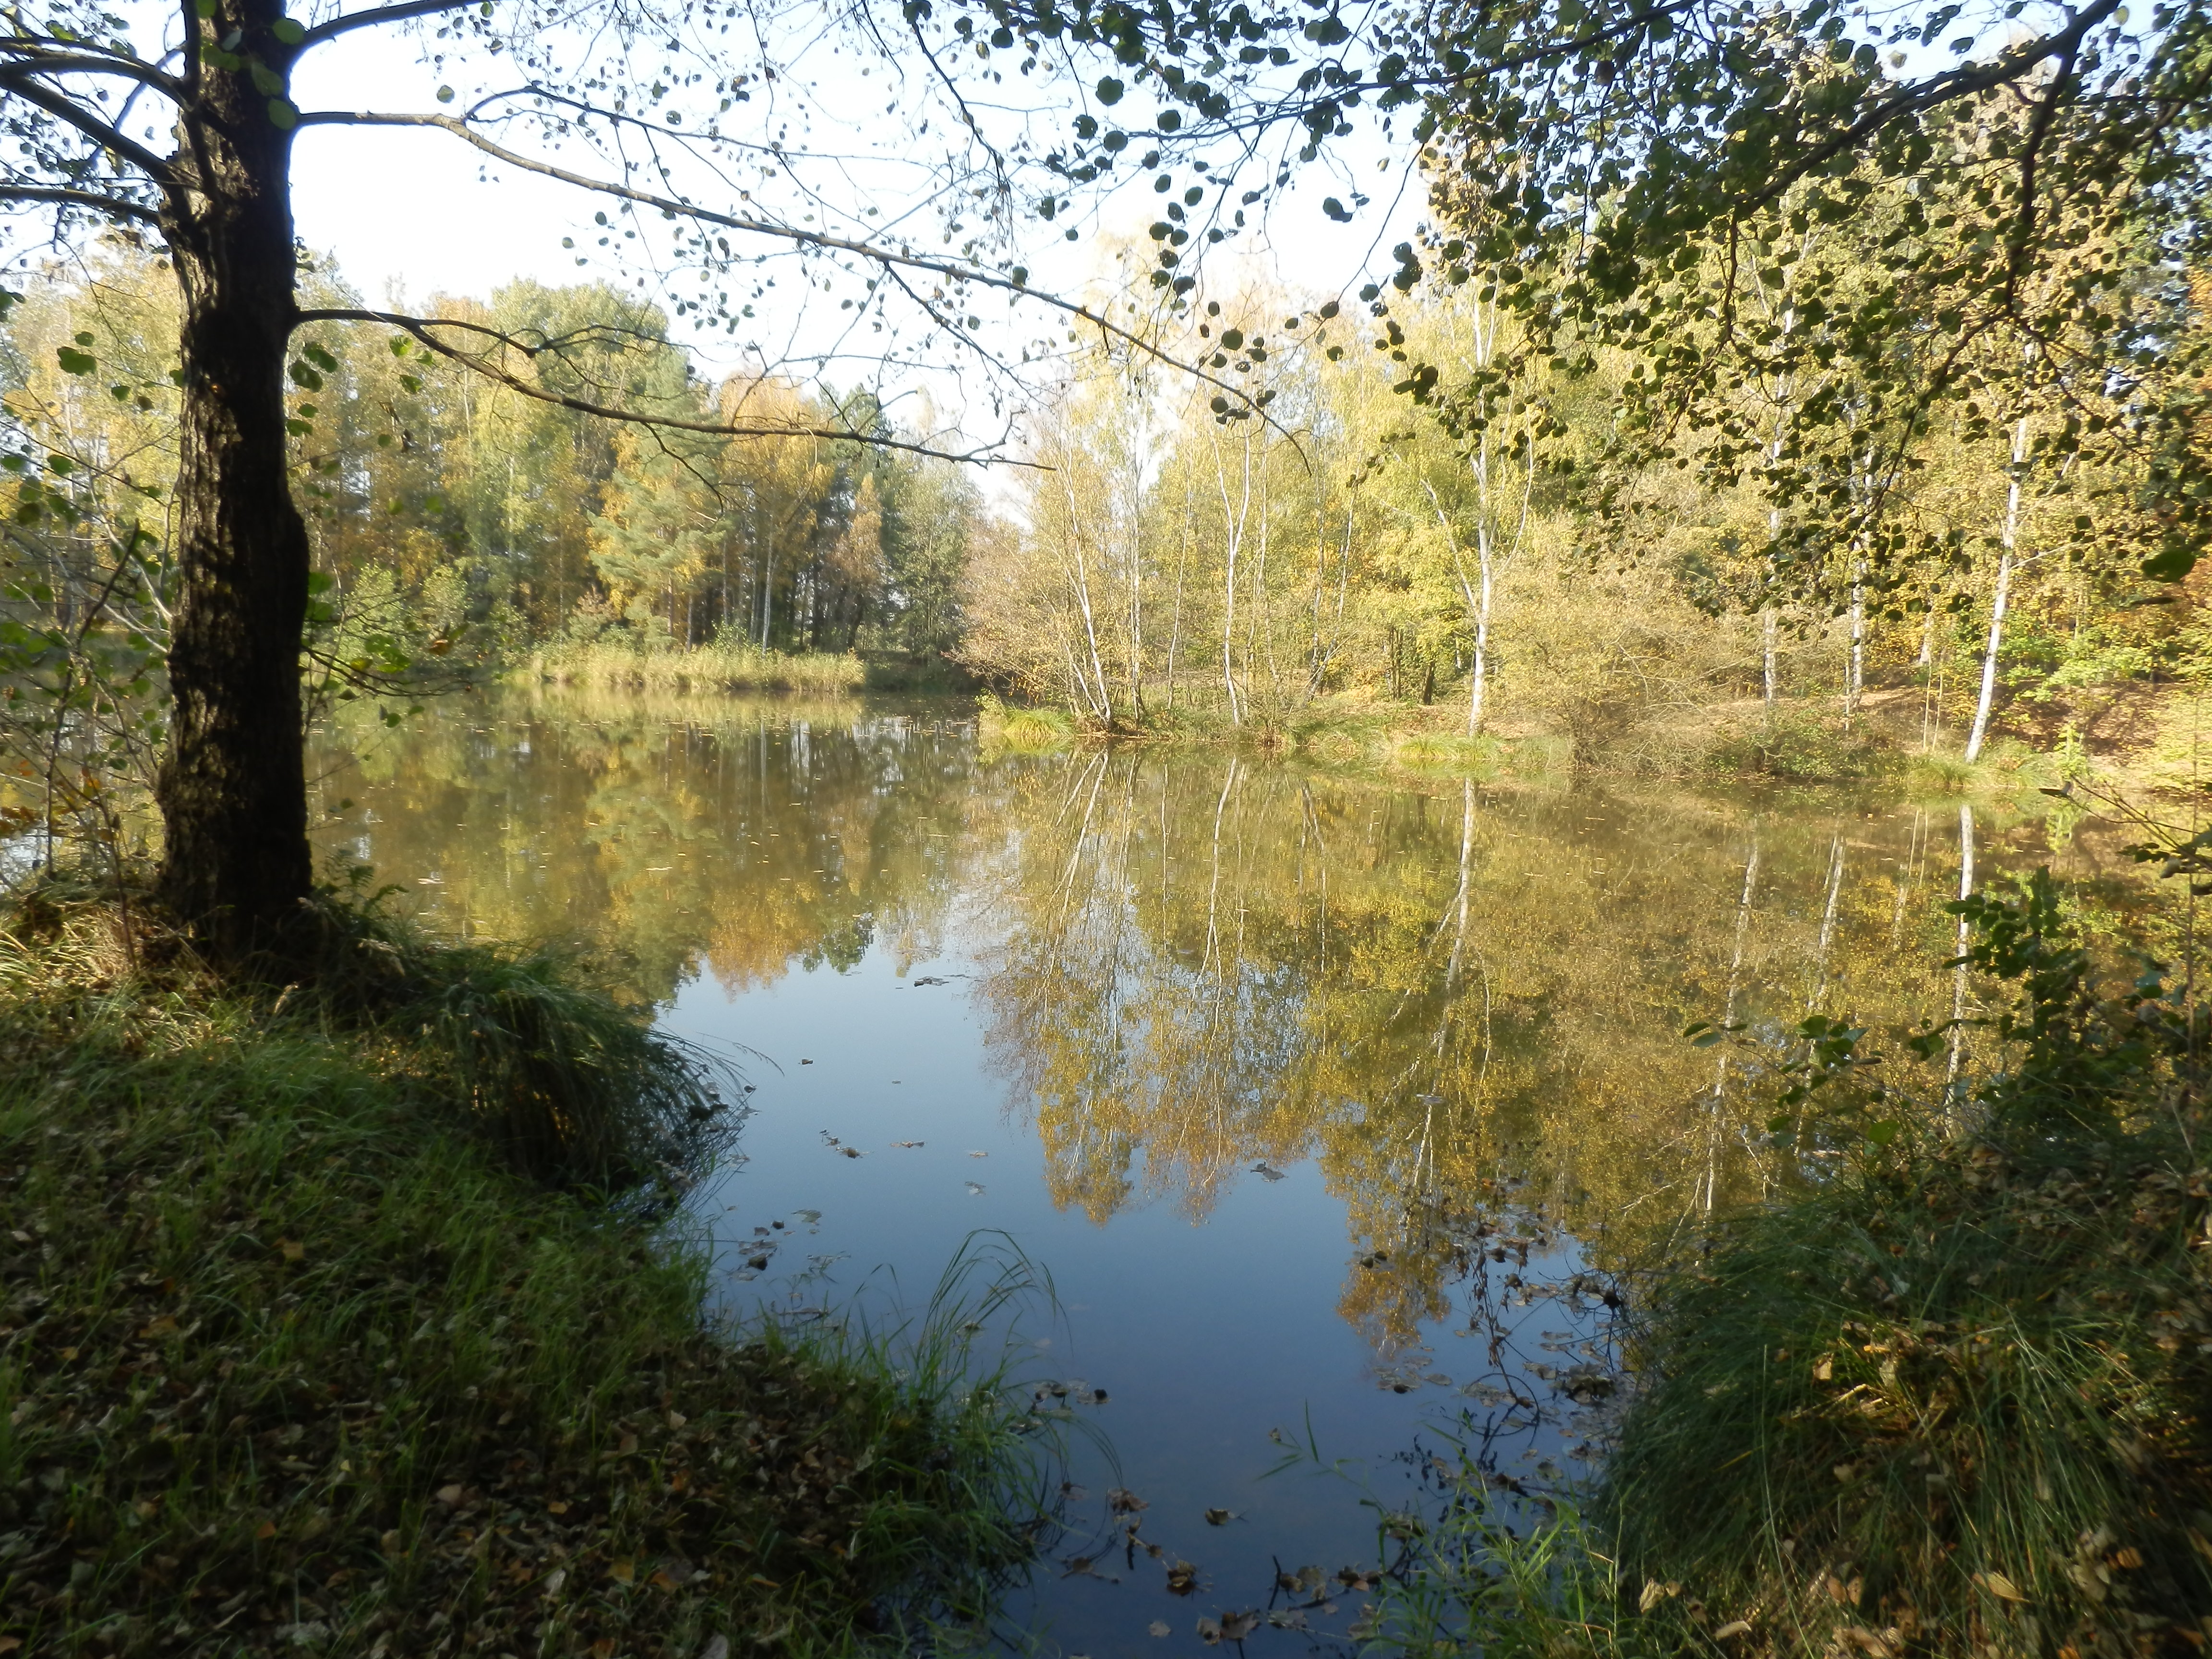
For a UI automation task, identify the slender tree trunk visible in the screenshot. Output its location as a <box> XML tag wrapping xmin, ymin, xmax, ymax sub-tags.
<box><xmin>155</xmin><ymin>47</ymin><xmax>314</xmax><ymax>960</ymax></box>
<box><xmin>1948</xmin><ymin>803</ymin><xmax>1976</xmax><ymax>1104</ymax></box>
<box><xmin>1965</xmin><ymin>417</ymin><xmax>2028</xmax><ymax>763</ymax></box>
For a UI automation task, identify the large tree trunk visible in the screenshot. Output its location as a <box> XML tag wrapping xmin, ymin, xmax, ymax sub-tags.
<box><xmin>155</xmin><ymin>27</ymin><xmax>313</xmax><ymax>962</ymax></box>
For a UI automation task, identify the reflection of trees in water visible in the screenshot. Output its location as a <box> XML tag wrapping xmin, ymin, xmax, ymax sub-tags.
<box><xmin>965</xmin><ymin>750</ymin><xmax>2092</xmax><ymax>1357</ymax></box>
<box><xmin>314</xmin><ymin>695</ymin><xmax>2123</xmax><ymax>1353</ymax></box>
<box><xmin>310</xmin><ymin>691</ymin><xmax>980</xmax><ymax>1006</ymax></box>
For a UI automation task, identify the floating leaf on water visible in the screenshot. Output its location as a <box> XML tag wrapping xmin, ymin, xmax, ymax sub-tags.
<box><xmin>792</xmin><ymin>1209</ymin><xmax>821</xmax><ymax>1224</ymax></box>
<box><xmin>1203</xmin><ymin>1507</ymin><xmax>1237</xmax><ymax>1526</ymax></box>
<box><xmin>891</xmin><ymin>1140</ymin><xmax>925</xmax><ymax>1148</ymax></box>
<box><xmin>1165</xmin><ymin>1560</ymin><xmax>1199</xmax><ymax>1595</ymax></box>
<box><xmin>965</xmin><ymin>1181</ymin><xmax>986</xmax><ymax>1195</ymax></box>
<box><xmin>1219</xmin><ymin>1610</ymin><xmax>1261</xmax><ymax>1641</ymax></box>
<box><xmin>1196</xmin><ymin>1619</ymin><xmax>1221</xmax><ymax>1645</ymax></box>
<box><xmin>1266</xmin><ymin>1609</ymin><xmax>1309</xmax><ymax>1630</ymax></box>
<box><xmin>968</xmin><ymin>1149</ymin><xmax>989</xmax><ymax>1158</ymax></box>
<box><xmin>1148</xmin><ymin>1622</ymin><xmax>1171</xmax><ymax>1638</ymax></box>
<box><xmin>1251</xmin><ymin>1160</ymin><xmax>1286</xmax><ymax>1181</ymax></box>
<box><xmin>1107</xmin><ymin>1487</ymin><xmax>1148</xmax><ymax>1514</ymax></box>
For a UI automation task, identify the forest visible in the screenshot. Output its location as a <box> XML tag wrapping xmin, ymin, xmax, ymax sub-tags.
<box><xmin>8</xmin><ymin>214</ymin><xmax>2203</xmax><ymax>808</ymax></box>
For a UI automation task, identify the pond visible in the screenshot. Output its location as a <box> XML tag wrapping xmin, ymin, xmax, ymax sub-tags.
<box><xmin>310</xmin><ymin>688</ymin><xmax>2119</xmax><ymax>1657</ymax></box>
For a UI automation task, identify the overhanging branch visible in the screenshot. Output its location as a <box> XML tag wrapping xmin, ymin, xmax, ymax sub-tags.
<box><xmin>291</xmin><ymin>103</ymin><xmax>1278</xmax><ymax>423</ymax></box>
<box><xmin>0</xmin><ymin>183</ymin><xmax>161</xmax><ymax>224</ymax></box>
<box><xmin>292</xmin><ymin>306</ymin><xmax>1052</xmax><ymax>469</ymax></box>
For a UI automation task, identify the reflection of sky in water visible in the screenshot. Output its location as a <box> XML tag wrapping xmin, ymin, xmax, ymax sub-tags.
<box><xmin>307</xmin><ymin>693</ymin><xmax>2101</xmax><ymax>1657</ymax></box>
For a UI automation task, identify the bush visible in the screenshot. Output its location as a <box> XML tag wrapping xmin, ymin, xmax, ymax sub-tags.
<box><xmin>1702</xmin><ymin>706</ymin><xmax>1897</xmax><ymax>782</ymax></box>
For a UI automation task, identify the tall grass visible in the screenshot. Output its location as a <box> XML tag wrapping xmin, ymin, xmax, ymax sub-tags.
<box><xmin>533</xmin><ymin>637</ymin><xmax>867</xmax><ymax>697</ymax></box>
<box><xmin>976</xmin><ymin>692</ymin><xmax>1076</xmax><ymax>752</ymax></box>
<box><xmin>1368</xmin><ymin>874</ymin><xmax>2212</xmax><ymax>1658</ymax></box>
<box><xmin>7</xmin><ymin>870</ymin><xmax>740</xmax><ymax>1198</ymax></box>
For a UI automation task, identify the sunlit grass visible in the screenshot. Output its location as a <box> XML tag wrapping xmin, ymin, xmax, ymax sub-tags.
<box><xmin>531</xmin><ymin>638</ymin><xmax>867</xmax><ymax>697</ymax></box>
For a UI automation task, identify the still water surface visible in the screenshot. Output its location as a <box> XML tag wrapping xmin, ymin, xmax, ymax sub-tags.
<box><xmin>312</xmin><ymin>690</ymin><xmax>2110</xmax><ymax>1656</ymax></box>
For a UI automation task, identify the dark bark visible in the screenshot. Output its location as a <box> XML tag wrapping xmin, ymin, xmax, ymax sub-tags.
<box><xmin>153</xmin><ymin>4</ymin><xmax>314</xmax><ymax>962</ymax></box>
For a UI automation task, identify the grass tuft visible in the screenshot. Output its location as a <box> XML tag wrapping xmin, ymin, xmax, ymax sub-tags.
<box><xmin>976</xmin><ymin>693</ymin><xmax>1076</xmax><ymax>753</ymax></box>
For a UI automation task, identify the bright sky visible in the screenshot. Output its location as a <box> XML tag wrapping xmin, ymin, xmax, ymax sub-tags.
<box><xmin>279</xmin><ymin>9</ymin><xmax>1424</xmax><ymax>452</ymax></box>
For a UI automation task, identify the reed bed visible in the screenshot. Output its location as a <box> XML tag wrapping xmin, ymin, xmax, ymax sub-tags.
<box><xmin>532</xmin><ymin>640</ymin><xmax>867</xmax><ymax>697</ymax></box>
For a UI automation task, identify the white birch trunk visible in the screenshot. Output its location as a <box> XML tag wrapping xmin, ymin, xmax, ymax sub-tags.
<box><xmin>1964</xmin><ymin>418</ymin><xmax>2028</xmax><ymax>764</ymax></box>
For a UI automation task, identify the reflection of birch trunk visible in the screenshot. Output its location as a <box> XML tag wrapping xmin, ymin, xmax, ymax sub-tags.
<box><xmin>1445</xmin><ymin>777</ymin><xmax>1476</xmax><ymax>991</ymax></box>
<box><xmin>1200</xmin><ymin>758</ymin><xmax>1237</xmax><ymax>978</ymax></box>
<box><xmin>1809</xmin><ymin>834</ymin><xmax>1845</xmax><ymax>1010</ymax></box>
<box><xmin>1964</xmin><ymin>418</ymin><xmax>2028</xmax><ymax>764</ymax></box>
<box><xmin>1948</xmin><ymin>803</ymin><xmax>1975</xmax><ymax>1100</ymax></box>
<box><xmin>1891</xmin><ymin>807</ymin><xmax>1925</xmax><ymax>946</ymax></box>
<box><xmin>1707</xmin><ymin>838</ymin><xmax>1761</xmax><ymax>1214</ymax></box>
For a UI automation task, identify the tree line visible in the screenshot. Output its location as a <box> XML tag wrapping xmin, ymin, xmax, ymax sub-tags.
<box><xmin>0</xmin><ymin>246</ymin><xmax>979</xmax><ymax>678</ymax></box>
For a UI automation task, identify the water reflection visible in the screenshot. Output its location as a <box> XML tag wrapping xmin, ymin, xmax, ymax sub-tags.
<box><xmin>310</xmin><ymin>689</ymin><xmax>2135</xmax><ymax>1654</ymax></box>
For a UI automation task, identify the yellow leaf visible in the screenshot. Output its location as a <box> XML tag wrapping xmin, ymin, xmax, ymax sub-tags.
<box><xmin>279</xmin><ymin>1239</ymin><xmax>305</xmax><ymax>1262</ymax></box>
<box><xmin>609</xmin><ymin>1558</ymin><xmax>635</xmax><ymax>1584</ymax></box>
<box><xmin>650</xmin><ymin>1569</ymin><xmax>679</xmax><ymax>1591</ymax></box>
<box><xmin>139</xmin><ymin>1316</ymin><xmax>178</xmax><ymax>1339</ymax></box>
<box><xmin>1980</xmin><ymin>1571</ymin><xmax>2030</xmax><ymax>1602</ymax></box>
<box><xmin>256</xmin><ymin>1521</ymin><xmax>276</xmax><ymax>1540</ymax></box>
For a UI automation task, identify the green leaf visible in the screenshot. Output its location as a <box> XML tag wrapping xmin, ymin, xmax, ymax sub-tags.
<box><xmin>267</xmin><ymin>97</ymin><xmax>299</xmax><ymax>130</ymax></box>
<box><xmin>2142</xmin><ymin>545</ymin><xmax>2198</xmax><ymax>582</ymax></box>
<box><xmin>436</xmin><ymin>84</ymin><xmax>456</xmax><ymax>103</ymax></box>
<box><xmin>271</xmin><ymin>16</ymin><xmax>305</xmax><ymax>43</ymax></box>
<box><xmin>1095</xmin><ymin>76</ymin><xmax>1123</xmax><ymax>104</ymax></box>
<box><xmin>56</xmin><ymin>346</ymin><xmax>96</xmax><ymax>376</ymax></box>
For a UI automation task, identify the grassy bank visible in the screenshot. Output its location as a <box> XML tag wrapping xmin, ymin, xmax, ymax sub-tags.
<box><xmin>987</xmin><ymin>687</ymin><xmax>2068</xmax><ymax>790</ymax></box>
<box><xmin>1372</xmin><ymin>876</ymin><xmax>2212</xmax><ymax>1658</ymax></box>
<box><xmin>0</xmin><ymin>895</ymin><xmax>1049</xmax><ymax>1656</ymax></box>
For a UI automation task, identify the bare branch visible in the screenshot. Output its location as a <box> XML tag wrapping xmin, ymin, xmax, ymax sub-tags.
<box><xmin>0</xmin><ymin>41</ymin><xmax>189</xmax><ymax>102</ymax></box>
<box><xmin>294</xmin><ymin>0</ymin><xmax>479</xmax><ymax>50</ymax></box>
<box><xmin>293</xmin><ymin>306</ymin><xmax>1052</xmax><ymax>469</ymax></box>
<box><xmin>0</xmin><ymin>66</ymin><xmax>175</xmax><ymax>182</ymax></box>
<box><xmin>290</xmin><ymin>104</ymin><xmax>1275</xmax><ymax>420</ymax></box>
<box><xmin>0</xmin><ymin>183</ymin><xmax>161</xmax><ymax>224</ymax></box>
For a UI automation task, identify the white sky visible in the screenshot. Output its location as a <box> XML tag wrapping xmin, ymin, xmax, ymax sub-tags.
<box><xmin>280</xmin><ymin>11</ymin><xmax>1424</xmax><ymax>452</ymax></box>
